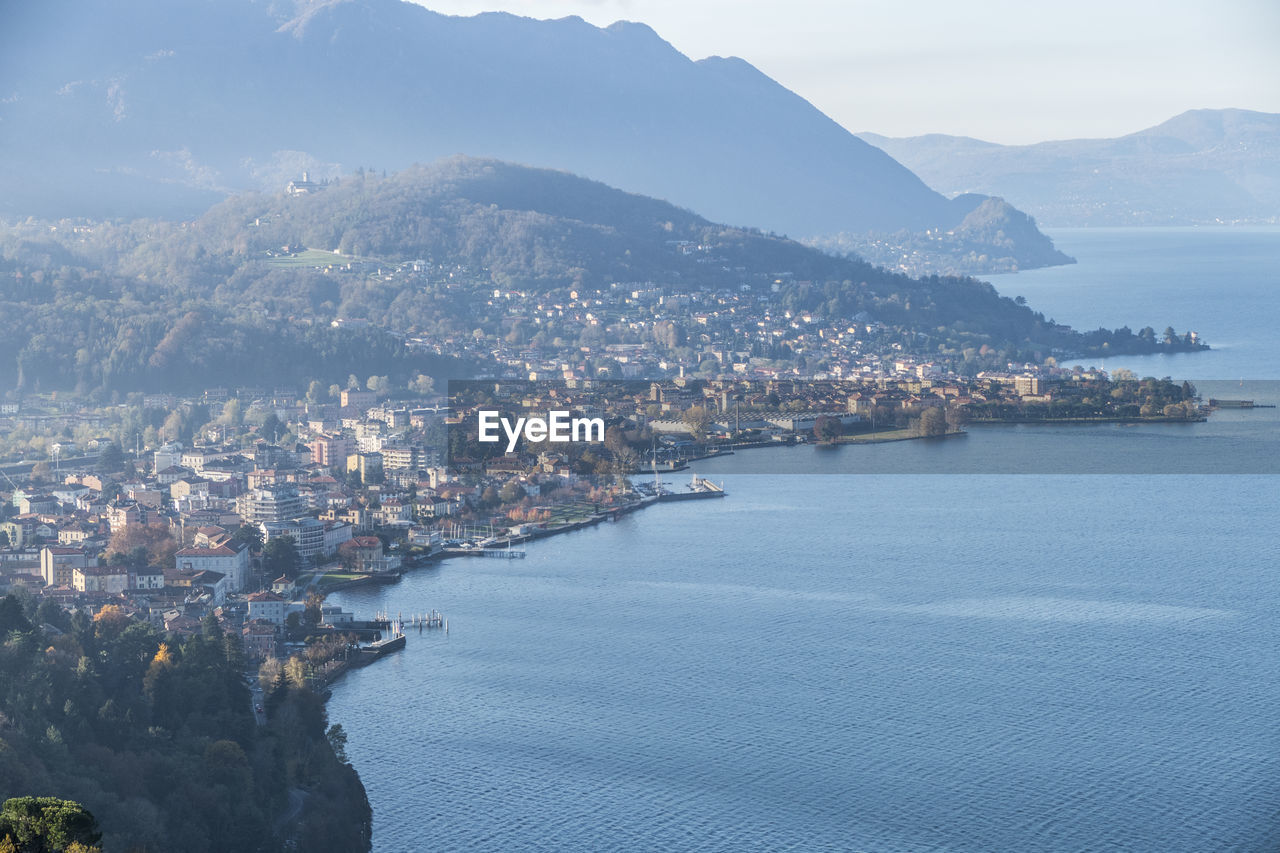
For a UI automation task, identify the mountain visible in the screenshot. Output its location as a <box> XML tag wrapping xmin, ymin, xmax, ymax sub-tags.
<box><xmin>859</xmin><ymin>109</ymin><xmax>1280</xmax><ymax>226</ymax></box>
<box><xmin>0</xmin><ymin>0</ymin><xmax>1064</xmax><ymax>268</ymax></box>
<box><xmin>807</xmin><ymin>196</ymin><xmax>1074</xmax><ymax>276</ymax></box>
<box><xmin>0</xmin><ymin>158</ymin><xmax>1191</xmax><ymax>396</ymax></box>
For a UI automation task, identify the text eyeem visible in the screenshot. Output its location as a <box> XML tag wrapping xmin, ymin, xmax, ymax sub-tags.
<box><xmin>477</xmin><ymin>410</ymin><xmax>605</xmax><ymax>453</ymax></box>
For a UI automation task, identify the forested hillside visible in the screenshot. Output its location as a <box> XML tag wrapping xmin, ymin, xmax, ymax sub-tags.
<box><xmin>0</xmin><ymin>159</ymin><xmax>1199</xmax><ymax>398</ymax></box>
<box><xmin>0</xmin><ymin>0</ymin><xmax>1066</xmax><ymax>271</ymax></box>
<box><xmin>0</xmin><ymin>595</ymin><xmax>370</xmax><ymax>852</ymax></box>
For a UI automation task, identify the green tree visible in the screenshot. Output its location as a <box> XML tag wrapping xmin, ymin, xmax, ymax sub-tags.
<box><xmin>408</xmin><ymin>373</ymin><xmax>434</xmax><ymax>397</ymax></box>
<box><xmin>327</xmin><ymin>724</ymin><xmax>350</xmax><ymax>764</ymax></box>
<box><xmin>218</xmin><ymin>399</ymin><xmax>244</xmax><ymax>428</ymax></box>
<box><xmin>35</xmin><ymin>599</ymin><xmax>70</xmax><ymax>632</ymax></box>
<box><xmin>0</xmin><ymin>797</ymin><xmax>102</xmax><ymax>853</ymax></box>
<box><xmin>259</xmin><ymin>412</ymin><xmax>284</xmax><ymax>443</ymax></box>
<box><xmin>303</xmin><ymin>592</ymin><xmax>323</xmax><ymax>628</ymax></box>
<box><xmin>0</xmin><ymin>595</ymin><xmax>33</xmax><ymax>635</ymax></box>
<box><xmin>230</xmin><ymin>524</ymin><xmax>264</xmax><ymax>552</ymax></box>
<box><xmin>96</xmin><ymin>442</ymin><xmax>125</xmax><ymax>472</ymax></box>
<box><xmin>263</xmin><ymin>535</ymin><xmax>300</xmax><ymax>579</ymax></box>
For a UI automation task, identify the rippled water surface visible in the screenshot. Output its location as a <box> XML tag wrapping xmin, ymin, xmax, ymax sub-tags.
<box><xmin>329</xmin><ymin>229</ymin><xmax>1280</xmax><ymax>851</ymax></box>
<box><xmin>329</xmin><ymin>470</ymin><xmax>1280</xmax><ymax>852</ymax></box>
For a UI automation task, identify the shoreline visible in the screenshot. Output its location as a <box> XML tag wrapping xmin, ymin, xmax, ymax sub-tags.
<box><xmin>314</xmin><ymin>404</ymin><xmax>1271</xmax><ymax>849</ymax></box>
<box><xmin>304</xmin><ymin>404</ymin><xmax>1234</xmax><ymax>718</ymax></box>
<box><xmin>969</xmin><ymin>416</ymin><xmax>1207</xmax><ymax>425</ymax></box>
<box><xmin>307</xmin><ymin>405</ymin><xmax>1228</xmax><ymax>600</ymax></box>
<box><xmin>306</xmin><ymin>487</ymin><xmax>725</xmax><ymax>685</ymax></box>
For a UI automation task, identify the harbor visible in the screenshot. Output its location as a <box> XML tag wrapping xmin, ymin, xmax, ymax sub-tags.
<box><xmin>440</xmin><ymin>474</ymin><xmax>728</xmax><ymax>558</ymax></box>
<box><xmin>300</xmin><ymin>473</ymin><xmax>726</xmax><ymax>696</ymax></box>
<box><xmin>645</xmin><ymin>474</ymin><xmax>727</xmax><ymax>503</ymax></box>
<box><xmin>303</xmin><ymin>609</ymin><xmax>450</xmax><ymax>694</ymax></box>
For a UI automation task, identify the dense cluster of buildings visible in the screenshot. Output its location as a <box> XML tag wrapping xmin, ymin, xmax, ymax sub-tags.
<box><xmin>0</xmin><ymin>391</ymin><xmax>469</xmax><ymax>663</ymax></box>
<box><xmin>0</xmin><ymin>324</ymin><xmax>1130</xmax><ymax>667</ymax></box>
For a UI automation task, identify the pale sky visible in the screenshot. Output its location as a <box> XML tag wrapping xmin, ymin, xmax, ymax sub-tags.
<box><xmin>409</xmin><ymin>0</ymin><xmax>1280</xmax><ymax>144</ymax></box>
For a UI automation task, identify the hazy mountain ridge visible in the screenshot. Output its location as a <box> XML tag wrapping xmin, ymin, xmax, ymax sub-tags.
<box><xmin>0</xmin><ymin>0</ymin><xmax>1065</xmax><ymax>270</ymax></box>
<box><xmin>809</xmin><ymin>197</ymin><xmax>1074</xmax><ymax>277</ymax></box>
<box><xmin>859</xmin><ymin>109</ymin><xmax>1280</xmax><ymax>226</ymax></box>
<box><xmin>1</xmin><ymin>157</ymin><xmax>1117</xmax><ymax>395</ymax></box>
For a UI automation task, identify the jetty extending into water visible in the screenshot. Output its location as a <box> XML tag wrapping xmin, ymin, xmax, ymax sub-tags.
<box><xmin>634</xmin><ymin>473</ymin><xmax>728</xmax><ymax>503</ymax></box>
<box><xmin>654</xmin><ymin>474</ymin><xmax>727</xmax><ymax>502</ymax></box>
<box><xmin>1209</xmin><ymin>398</ymin><xmax>1276</xmax><ymax>409</ymax></box>
<box><xmin>356</xmin><ymin>631</ymin><xmax>405</xmax><ymax>662</ymax></box>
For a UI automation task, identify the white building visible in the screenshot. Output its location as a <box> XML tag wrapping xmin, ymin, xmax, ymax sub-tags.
<box><xmin>247</xmin><ymin>591</ymin><xmax>287</xmax><ymax>626</ymax></box>
<box><xmin>154</xmin><ymin>442</ymin><xmax>184</xmax><ymax>473</ymax></box>
<box><xmin>174</xmin><ymin>542</ymin><xmax>250</xmax><ymax>592</ymax></box>
<box><xmin>237</xmin><ymin>485</ymin><xmax>306</xmax><ymax>524</ymax></box>
<box><xmin>131</xmin><ymin>567</ymin><xmax>166</xmax><ymax>591</ymax></box>
<box><xmin>261</xmin><ymin>517</ymin><xmax>326</xmax><ymax>565</ymax></box>
<box><xmin>323</xmin><ymin>521</ymin><xmax>354</xmax><ymax>557</ymax></box>
<box><xmin>73</xmin><ymin>565</ymin><xmax>129</xmax><ymax>594</ymax></box>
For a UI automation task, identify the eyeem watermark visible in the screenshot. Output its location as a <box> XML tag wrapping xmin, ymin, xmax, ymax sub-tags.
<box><xmin>478</xmin><ymin>410</ymin><xmax>605</xmax><ymax>453</ymax></box>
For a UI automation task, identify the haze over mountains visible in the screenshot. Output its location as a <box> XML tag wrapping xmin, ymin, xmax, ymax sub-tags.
<box><xmin>860</xmin><ymin>109</ymin><xmax>1280</xmax><ymax>226</ymax></box>
<box><xmin>3</xmin><ymin>156</ymin><xmax>1183</xmax><ymax>397</ymax></box>
<box><xmin>0</xmin><ymin>0</ymin><xmax>1064</xmax><ymax>269</ymax></box>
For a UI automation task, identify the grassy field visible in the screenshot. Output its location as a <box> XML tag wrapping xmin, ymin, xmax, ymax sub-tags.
<box><xmin>265</xmin><ymin>248</ymin><xmax>359</xmax><ymax>268</ymax></box>
<box><xmin>837</xmin><ymin>427</ymin><xmax>920</xmax><ymax>443</ymax></box>
<box><xmin>316</xmin><ymin>571</ymin><xmax>365</xmax><ymax>587</ymax></box>
<box><xmin>295</xmin><ymin>569</ymin><xmax>366</xmax><ymax>592</ymax></box>
<box><xmin>543</xmin><ymin>501</ymin><xmax>605</xmax><ymax>525</ymax></box>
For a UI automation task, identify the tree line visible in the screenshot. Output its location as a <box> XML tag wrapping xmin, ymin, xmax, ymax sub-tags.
<box><xmin>0</xmin><ymin>594</ymin><xmax>370</xmax><ymax>852</ymax></box>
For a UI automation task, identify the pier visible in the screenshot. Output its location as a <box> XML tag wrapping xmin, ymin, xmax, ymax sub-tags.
<box><xmin>374</xmin><ymin>610</ymin><xmax>449</xmax><ymax>632</ymax></box>
<box><xmin>409</xmin><ymin>610</ymin><xmax>448</xmax><ymax>630</ymax></box>
<box><xmin>638</xmin><ymin>473</ymin><xmax>728</xmax><ymax>503</ymax></box>
<box><xmin>1208</xmin><ymin>398</ymin><xmax>1275</xmax><ymax>409</ymax></box>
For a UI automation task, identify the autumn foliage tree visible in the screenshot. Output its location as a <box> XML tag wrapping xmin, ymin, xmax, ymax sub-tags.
<box><xmin>106</xmin><ymin>522</ymin><xmax>179</xmax><ymax>569</ymax></box>
<box><xmin>90</xmin><ymin>604</ymin><xmax>132</xmax><ymax>640</ymax></box>
<box><xmin>918</xmin><ymin>407</ymin><xmax>947</xmax><ymax>437</ymax></box>
<box><xmin>813</xmin><ymin>415</ymin><xmax>844</xmax><ymax>442</ymax></box>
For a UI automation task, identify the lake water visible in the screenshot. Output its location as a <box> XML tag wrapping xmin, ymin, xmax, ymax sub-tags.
<box><xmin>990</xmin><ymin>226</ymin><xmax>1280</xmax><ymax>380</ymax></box>
<box><xmin>328</xmin><ymin>228</ymin><xmax>1280</xmax><ymax>852</ymax></box>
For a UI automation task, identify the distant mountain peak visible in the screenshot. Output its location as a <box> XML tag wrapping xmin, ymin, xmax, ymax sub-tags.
<box><xmin>604</xmin><ymin>19</ymin><xmax>661</xmax><ymax>38</ymax></box>
<box><xmin>1133</xmin><ymin>107</ymin><xmax>1280</xmax><ymax>149</ymax></box>
<box><xmin>859</xmin><ymin>108</ymin><xmax>1280</xmax><ymax>226</ymax></box>
<box><xmin>1</xmin><ymin>0</ymin><xmax>1065</xmax><ymax>269</ymax></box>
